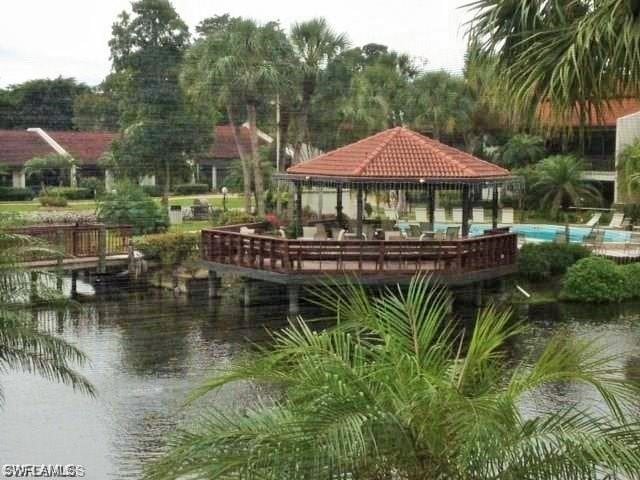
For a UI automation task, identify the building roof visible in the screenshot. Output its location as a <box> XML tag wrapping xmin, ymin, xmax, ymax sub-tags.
<box><xmin>286</xmin><ymin>127</ymin><xmax>511</xmax><ymax>181</ymax></box>
<box><xmin>0</xmin><ymin>130</ymin><xmax>54</xmax><ymax>166</ymax></box>
<box><xmin>210</xmin><ymin>125</ymin><xmax>270</xmax><ymax>159</ymax></box>
<box><xmin>48</xmin><ymin>131</ymin><xmax>116</xmax><ymax>165</ymax></box>
<box><xmin>538</xmin><ymin>98</ymin><xmax>640</xmax><ymax>128</ymax></box>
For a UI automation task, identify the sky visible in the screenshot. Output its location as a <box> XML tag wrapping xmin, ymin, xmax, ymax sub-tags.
<box><xmin>0</xmin><ymin>0</ymin><xmax>471</xmax><ymax>88</ymax></box>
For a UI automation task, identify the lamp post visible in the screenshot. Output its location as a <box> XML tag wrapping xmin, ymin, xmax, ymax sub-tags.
<box><xmin>221</xmin><ymin>186</ymin><xmax>228</xmax><ymax>212</ymax></box>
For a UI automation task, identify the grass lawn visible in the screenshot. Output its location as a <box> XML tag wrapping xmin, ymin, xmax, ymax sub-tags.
<box><xmin>0</xmin><ymin>193</ymin><xmax>244</xmax><ymax>214</ymax></box>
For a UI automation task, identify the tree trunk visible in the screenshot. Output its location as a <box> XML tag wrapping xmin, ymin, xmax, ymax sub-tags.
<box><xmin>162</xmin><ymin>160</ymin><xmax>170</xmax><ymax>206</ymax></box>
<box><xmin>227</xmin><ymin>105</ymin><xmax>252</xmax><ymax>214</ymax></box>
<box><xmin>276</xmin><ymin>109</ymin><xmax>291</xmax><ymax>217</ymax></box>
<box><xmin>247</xmin><ymin>102</ymin><xmax>264</xmax><ymax>217</ymax></box>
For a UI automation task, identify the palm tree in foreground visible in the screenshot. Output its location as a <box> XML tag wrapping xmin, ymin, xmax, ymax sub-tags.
<box><xmin>0</xmin><ymin>225</ymin><xmax>94</xmax><ymax>405</ymax></box>
<box><xmin>148</xmin><ymin>275</ymin><xmax>640</xmax><ymax>479</ymax></box>
<box><xmin>533</xmin><ymin>155</ymin><xmax>602</xmax><ymax>217</ymax></box>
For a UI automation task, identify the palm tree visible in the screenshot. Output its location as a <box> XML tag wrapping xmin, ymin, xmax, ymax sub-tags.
<box><xmin>290</xmin><ymin>18</ymin><xmax>348</xmax><ymax>163</ymax></box>
<box><xmin>499</xmin><ymin>133</ymin><xmax>546</xmax><ymax>168</ymax></box>
<box><xmin>617</xmin><ymin>139</ymin><xmax>640</xmax><ymax>202</ymax></box>
<box><xmin>0</xmin><ymin>224</ymin><xmax>94</xmax><ymax>404</ymax></box>
<box><xmin>147</xmin><ymin>275</ymin><xmax>640</xmax><ymax>480</ymax></box>
<box><xmin>467</xmin><ymin>0</ymin><xmax>640</xmax><ymax>125</ymax></box>
<box><xmin>533</xmin><ymin>155</ymin><xmax>601</xmax><ymax>216</ymax></box>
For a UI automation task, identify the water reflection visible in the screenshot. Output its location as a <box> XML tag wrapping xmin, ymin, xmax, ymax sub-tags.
<box><xmin>2</xmin><ymin>282</ymin><xmax>640</xmax><ymax>479</ymax></box>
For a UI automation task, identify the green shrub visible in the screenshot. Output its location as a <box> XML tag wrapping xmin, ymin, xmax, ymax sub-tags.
<box><xmin>38</xmin><ymin>195</ymin><xmax>68</xmax><ymax>207</ymax></box>
<box><xmin>562</xmin><ymin>257</ymin><xmax>629</xmax><ymax>302</ymax></box>
<box><xmin>47</xmin><ymin>187</ymin><xmax>94</xmax><ymax>200</ymax></box>
<box><xmin>97</xmin><ymin>181</ymin><xmax>168</xmax><ymax>235</ymax></box>
<box><xmin>622</xmin><ymin>263</ymin><xmax>640</xmax><ymax>299</ymax></box>
<box><xmin>173</xmin><ymin>183</ymin><xmax>209</xmax><ymax>195</ymax></box>
<box><xmin>134</xmin><ymin>232</ymin><xmax>199</xmax><ymax>267</ymax></box>
<box><xmin>141</xmin><ymin>185</ymin><xmax>162</xmax><ymax>197</ymax></box>
<box><xmin>210</xmin><ymin>209</ymin><xmax>257</xmax><ymax>226</ymax></box>
<box><xmin>0</xmin><ymin>187</ymin><xmax>35</xmax><ymax>201</ymax></box>
<box><xmin>79</xmin><ymin>177</ymin><xmax>105</xmax><ymax>196</ymax></box>
<box><xmin>518</xmin><ymin>243</ymin><xmax>591</xmax><ymax>281</ymax></box>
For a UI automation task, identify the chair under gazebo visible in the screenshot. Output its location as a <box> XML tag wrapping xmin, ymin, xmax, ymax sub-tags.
<box><xmin>277</xmin><ymin>127</ymin><xmax>518</xmax><ymax>239</ymax></box>
<box><xmin>201</xmin><ymin>127</ymin><xmax>520</xmax><ymax>295</ymax></box>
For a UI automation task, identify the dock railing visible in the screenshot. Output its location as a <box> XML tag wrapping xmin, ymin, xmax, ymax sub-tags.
<box><xmin>201</xmin><ymin>224</ymin><xmax>517</xmax><ymax>277</ymax></box>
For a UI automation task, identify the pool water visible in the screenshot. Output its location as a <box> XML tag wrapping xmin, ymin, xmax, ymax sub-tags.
<box><xmin>415</xmin><ymin>223</ymin><xmax>630</xmax><ymax>243</ymax></box>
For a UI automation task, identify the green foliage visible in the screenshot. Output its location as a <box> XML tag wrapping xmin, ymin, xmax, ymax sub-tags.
<box><xmin>498</xmin><ymin>134</ymin><xmax>545</xmax><ymax>168</ymax></box>
<box><xmin>624</xmin><ymin>203</ymin><xmax>640</xmax><ymax>224</ymax></box>
<box><xmin>533</xmin><ymin>155</ymin><xmax>601</xmax><ymax>215</ymax></box>
<box><xmin>46</xmin><ymin>187</ymin><xmax>93</xmax><ymax>200</ymax></box>
<box><xmin>25</xmin><ymin>154</ymin><xmax>75</xmax><ymax>183</ymax></box>
<box><xmin>148</xmin><ymin>275</ymin><xmax>640</xmax><ymax>479</ymax></box>
<box><xmin>78</xmin><ymin>177</ymin><xmax>105</xmax><ymax>196</ymax></box>
<box><xmin>0</xmin><ymin>77</ymin><xmax>90</xmax><ymax>130</ymax></box>
<box><xmin>72</xmin><ymin>86</ymin><xmax>120</xmax><ymax>132</ymax></box>
<box><xmin>210</xmin><ymin>209</ymin><xmax>257</xmax><ymax>226</ymax></box>
<box><xmin>518</xmin><ymin>243</ymin><xmax>591</xmax><ymax>281</ymax></box>
<box><xmin>134</xmin><ymin>232</ymin><xmax>198</xmax><ymax>268</ymax></box>
<box><xmin>0</xmin><ymin>187</ymin><xmax>35</xmax><ymax>201</ymax></box>
<box><xmin>38</xmin><ymin>195</ymin><xmax>68</xmax><ymax>207</ymax></box>
<box><xmin>562</xmin><ymin>257</ymin><xmax>629</xmax><ymax>302</ymax></box>
<box><xmin>173</xmin><ymin>183</ymin><xmax>209</xmax><ymax>195</ymax></box>
<box><xmin>141</xmin><ymin>185</ymin><xmax>162</xmax><ymax>197</ymax></box>
<box><xmin>97</xmin><ymin>181</ymin><xmax>167</xmax><ymax>234</ymax></box>
<box><xmin>617</xmin><ymin>139</ymin><xmax>640</xmax><ymax>201</ymax></box>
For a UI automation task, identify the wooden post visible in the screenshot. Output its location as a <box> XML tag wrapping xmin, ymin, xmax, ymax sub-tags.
<box><xmin>492</xmin><ymin>184</ymin><xmax>499</xmax><ymax>229</ymax></box>
<box><xmin>295</xmin><ymin>183</ymin><xmax>303</xmax><ymax>237</ymax></box>
<box><xmin>56</xmin><ymin>229</ymin><xmax>64</xmax><ymax>292</ymax></box>
<box><xmin>336</xmin><ymin>185</ymin><xmax>344</xmax><ymax>227</ymax></box>
<box><xmin>71</xmin><ymin>270</ymin><xmax>78</xmax><ymax>298</ymax></box>
<box><xmin>462</xmin><ymin>185</ymin><xmax>471</xmax><ymax>237</ymax></box>
<box><xmin>356</xmin><ymin>185</ymin><xmax>364</xmax><ymax>238</ymax></box>
<box><xmin>98</xmin><ymin>224</ymin><xmax>106</xmax><ymax>274</ymax></box>
<box><xmin>288</xmin><ymin>284</ymin><xmax>300</xmax><ymax>315</ymax></box>
<box><xmin>428</xmin><ymin>186</ymin><xmax>436</xmax><ymax>232</ymax></box>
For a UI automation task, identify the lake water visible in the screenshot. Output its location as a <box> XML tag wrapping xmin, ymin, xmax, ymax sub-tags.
<box><xmin>2</xmin><ymin>281</ymin><xmax>640</xmax><ymax>479</ymax></box>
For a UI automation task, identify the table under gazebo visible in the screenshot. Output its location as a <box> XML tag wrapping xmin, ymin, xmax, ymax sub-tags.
<box><xmin>201</xmin><ymin>127</ymin><xmax>520</xmax><ymax>301</ymax></box>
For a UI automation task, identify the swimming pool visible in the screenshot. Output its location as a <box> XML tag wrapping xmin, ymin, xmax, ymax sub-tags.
<box><xmin>469</xmin><ymin>223</ymin><xmax>630</xmax><ymax>243</ymax></box>
<box><xmin>400</xmin><ymin>222</ymin><xmax>632</xmax><ymax>243</ymax></box>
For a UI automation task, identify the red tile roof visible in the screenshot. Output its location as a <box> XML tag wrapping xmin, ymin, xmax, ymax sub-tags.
<box><xmin>211</xmin><ymin>125</ymin><xmax>269</xmax><ymax>159</ymax></box>
<box><xmin>538</xmin><ymin>98</ymin><xmax>640</xmax><ymax>127</ymax></box>
<box><xmin>48</xmin><ymin>131</ymin><xmax>116</xmax><ymax>165</ymax></box>
<box><xmin>287</xmin><ymin>127</ymin><xmax>511</xmax><ymax>180</ymax></box>
<box><xmin>0</xmin><ymin>130</ymin><xmax>52</xmax><ymax>166</ymax></box>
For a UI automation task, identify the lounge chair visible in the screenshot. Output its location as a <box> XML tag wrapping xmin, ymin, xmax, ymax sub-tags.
<box><xmin>472</xmin><ymin>207</ymin><xmax>485</xmax><ymax>223</ymax></box>
<box><xmin>607</xmin><ymin>212</ymin><xmax>625</xmax><ymax>229</ymax></box>
<box><xmin>585</xmin><ymin>212</ymin><xmax>602</xmax><ymax>228</ymax></box>
<box><xmin>240</xmin><ymin>227</ymin><xmax>255</xmax><ymax>235</ymax></box>
<box><xmin>415</xmin><ymin>207</ymin><xmax>429</xmax><ymax>223</ymax></box>
<box><xmin>336</xmin><ymin>229</ymin><xmax>347</xmax><ymax>241</ymax></box>
<box><xmin>446</xmin><ymin>226</ymin><xmax>460</xmax><ymax>240</ymax></box>
<box><xmin>314</xmin><ymin>223</ymin><xmax>328</xmax><ymax>240</ymax></box>
<box><xmin>385</xmin><ymin>231</ymin><xmax>404</xmax><ymax>241</ymax></box>
<box><xmin>502</xmin><ymin>208</ymin><xmax>514</xmax><ymax>224</ymax></box>
<box><xmin>419</xmin><ymin>232</ymin><xmax>435</xmax><ymax>240</ymax></box>
<box><xmin>434</xmin><ymin>208</ymin><xmax>447</xmax><ymax>224</ymax></box>
<box><xmin>278</xmin><ymin>228</ymin><xmax>286</xmax><ymax>238</ymax></box>
<box><xmin>452</xmin><ymin>208</ymin><xmax>463</xmax><ymax>223</ymax></box>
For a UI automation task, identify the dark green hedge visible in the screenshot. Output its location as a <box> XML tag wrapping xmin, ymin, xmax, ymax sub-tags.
<box><xmin>518</xmin><ymin>243</ymin><xmax>591</xmax><ymax>281</ymax></box>
<box><xmin>141</xmin><ymin>185</ymin><xmax>163</xmax><ymax>197</ymax></box>
<box><xmin>47</xmin><ymin>187</ymin><xmax>94</xmax><ymax>200</ymax></box>
<box><xmin>0</xmin><ymin>187</ymin><xmax>35</xmax><ymax>201</ymax></box>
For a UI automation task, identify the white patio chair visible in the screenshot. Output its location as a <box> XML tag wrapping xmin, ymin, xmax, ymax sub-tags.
<box><xmin>414</xmin><ymin>207</ymin><xmax>428</xmax><ymax>223</ymax></box>
<box><xmin>502</xmin><ymin>208</ymin><xmax>514</xmax><ymax>224</ymax></box>
<box><xmin>239</xmin><ymin>227</ymin><xmax>255</xmax><ymax>235</ymax></box>
<box><xmin>452</xmin><ymin>208</ymin><xmax>463</xmax><ymax>223</ymax></box>
<box><xmin>472</xmin><ymin>207</ymin><xmax>485</xmax><ymax>223</ymax></box>
<box><xmin>434</xmin><ymin>208</ymin><xmax>446</xmax><ymax>224</ymax></box>
<box><xmin>607</xmin><ymin>212</ymin><xmax>625</xmax><ymax>229</ymax></box>
<box><xmin>585</xmin><ymin>212</ymin><xmax>602</xmax><ymax>228</ymax></box>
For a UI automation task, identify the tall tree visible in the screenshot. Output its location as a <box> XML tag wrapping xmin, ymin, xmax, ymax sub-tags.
<box><xmin>184</xmin><ymin>17</ymin><xmax>293</xmax><ymax>216</ymax></box>
<box><xmin>72</xmin><ymin>77</ymin><xmax>120</xmax><ymax>132</ymax></box>
<box><xmin>467</xmin><ymin>0</ymin><xmax>640</xmax><ymax>126</ymax></box>
<box><xmin>147</xmin><ymin>275</ymin><xmax>640</xmax><ymax>479</ymax></box>
<box><xmin>290</xmin><ymin>18</ymin><xmax>347</xmax><ymax>162</ymax></box>
<box><xmin>109</xmin><ymin>0</ymin><xmax>211</xmax><ymax>205</ymax></box>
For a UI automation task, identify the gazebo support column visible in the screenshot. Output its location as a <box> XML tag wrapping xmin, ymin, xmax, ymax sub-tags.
<box><xmin>295</xmin><ymin>183</ymin><xmax>303</xmax><ymax>236</ymax></box>
<box><xmin>462</xmin><ymin>185</ymin><xmax>471</xmax><ymax>237</ymax></box>
<box><xmin>336</xmin><ymin>185</ymin><xmax>344</xmax><ymax>226</ymax></box>
<box><xmin>492</xmin><ymin>184</ymin><xmax>499</xmax><ymax>229</ymax></box>
<box><xmin>428</xmin><ymin>186</ymin><xmax>436</xmax><ymax>231</ymax></box>
<box><xmin>356</xmin><ymin>185</ymin><xmax>364</xmax><ymax>238</ymax></box>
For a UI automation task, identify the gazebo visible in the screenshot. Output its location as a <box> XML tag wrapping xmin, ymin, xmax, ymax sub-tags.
<box><xmin>276</xmin><ymin>127</ymin><xmax>518</xmax><ymax>238</ymax></box>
